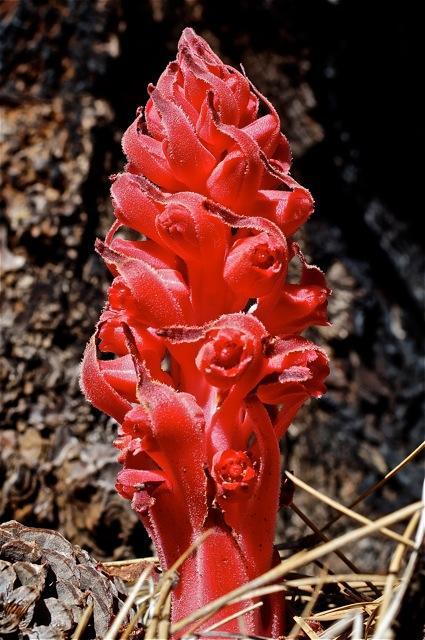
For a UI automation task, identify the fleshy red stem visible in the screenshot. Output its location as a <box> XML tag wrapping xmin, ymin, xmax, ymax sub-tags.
<box><xmin>173</xmin><ymin>528</ymin><xmax>284</xmax><ymax>637</ymax></box>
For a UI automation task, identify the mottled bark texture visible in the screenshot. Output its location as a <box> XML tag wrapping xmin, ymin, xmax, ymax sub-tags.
<box><xmin>1</xmin><ymin>0</ymin><xmax>423</xmax><ymax>573</ymax></box>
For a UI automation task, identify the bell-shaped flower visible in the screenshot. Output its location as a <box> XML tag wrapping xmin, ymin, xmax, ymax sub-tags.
<box><xmin>258</xmin><ymin>336</ymin><xmax>330</xmax><ymax>437</ymax></box>
<box><xmin>256</xmin><ymin>244</ymin><xmax>330</xmax><ymax>335</ymax></box>
<box><xmin>224</xmin><ymin>230</ymin><xmax>287</xmax><ymax>300</ymax></box>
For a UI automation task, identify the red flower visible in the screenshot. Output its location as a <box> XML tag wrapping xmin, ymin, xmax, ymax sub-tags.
<box><xmin>212</xmin><ymin>449</ymin><xmax>256</xmax><ymax>494</ymax></box>
<box><xmin>196</xmin><ymin>328</ymin><xmax>255</xmax><ymax>388</ymax></box>
<box><xmin>80</xmin><ymin>28</ymin><xmax>330</xmax><ymax>638</ymax></box>
<box><xmin>258</xmin><ymin>336</ymin><xmax>330</xmax><ymax>436</ymax></box>
<box><xmin>255</xmin><ymin>243</ymin><xmax>330</xmax><ymax>335</ymax></box>
<box><xmin>224</xmin><ymin>231</ymin><xmax>287</xmax><ymax>299</ymax></box>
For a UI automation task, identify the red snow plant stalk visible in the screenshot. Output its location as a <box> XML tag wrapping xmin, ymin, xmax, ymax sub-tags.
<box><xmin>81</xmin><ymin>28</ymin><xmax>330</xmax><ymax>638</ymax></box>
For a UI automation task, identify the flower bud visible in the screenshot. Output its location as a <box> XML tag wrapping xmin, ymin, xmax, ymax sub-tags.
<box><xmin>212</xmin><ymin>449</ymin><xmax>256</xmax><ymax>495</ymax></box>
<box><xmin>196</xmin><ymin>328</ymin><xmax>255</xmax><ymax>388</ymax></box>
<box><xmin>156</xmin><ymin>204</ymin><xmax>200</xmax><ymax>258</ymax></box>
<box><xmin>258</xmin><ymin>337</ymin><xmax>329</xmax><ymax>437</ymax></box>
<box><xmin>224</xmin><ymin>232</ymin><xmax>286</xmax><ymax>298</ymax></box>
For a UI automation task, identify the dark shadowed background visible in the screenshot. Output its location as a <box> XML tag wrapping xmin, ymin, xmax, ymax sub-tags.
<box><xmin>1</xmin><ymin>0</ymin><xmax>423</xmax><ymax>574</ymax></box>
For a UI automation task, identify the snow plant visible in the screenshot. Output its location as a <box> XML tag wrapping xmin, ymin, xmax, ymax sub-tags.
<box><xmin>81</xmin><ymin>28</ymin><xmax>330</xmax><ymax>638</ymax></box>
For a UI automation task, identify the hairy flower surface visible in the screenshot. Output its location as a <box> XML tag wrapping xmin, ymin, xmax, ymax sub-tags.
<box><xmin>81</xmin><ymin>28</ymin><xmax>330</xmax><ymax>638</ymax></box>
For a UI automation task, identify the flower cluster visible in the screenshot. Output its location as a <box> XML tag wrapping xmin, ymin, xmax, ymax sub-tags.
<box><xmin>81</xmin><ymin>28</ymin><xmax>329</xmax><ymax>638</ymax></box>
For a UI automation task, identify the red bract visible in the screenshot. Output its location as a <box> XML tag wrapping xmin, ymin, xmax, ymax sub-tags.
<box><xmin>80</xmin><ymin>28</ymin><xmax>330</xmax><ymax>638</ymax></box>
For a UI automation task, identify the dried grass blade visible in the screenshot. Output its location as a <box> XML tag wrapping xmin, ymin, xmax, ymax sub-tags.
<box><xmin>184</xmin><ymin>587</ymin><xmax>272</xmax><ymax>635</ymax></box>
<box><xmin>191</xmin><ymin>632</ymin><xmax>270</xmax><ymax>639</ymax></box>
<box><xmin>156</xmin><ymin>590</ymin><xmax>172</xmax><ymax>640</ymax></box>
<box><xmin>314</xmin><ymin>598</ymin><xmax>381</xmax><ymax>621</ymax></box>
<box><xmin>290</xmin><ymin>501</ymin><xmax>378</xmax><ymax>599</ymax></box>
<box><xmin>320</xmin><ymin>441</ymin><xmax>425</xmax><ymax>534</ymax></box>
<box><xmin>105</xmin><ymin>564</ymin><xmax>153</xmax><ymax>640</ymax></box>
<box><xmin>317</xmin><ymin>612</ymin><xmax>357</xmax><ymax>638</ymax></box>
<box><xmin>292</xmin><ymin>616</ymin><xmax>320</xmax><ymax>640</ymax></box>
<box><xmin>229</xmin><ymin>584</ymin><xmax>285</xmax><ymax>604</ymax></box>
<box><xmin>203</xmin><ymin>601</ymin><xmax>263</xmax><ymax>633</ymax></box>
<box><xmin>352</xmin><ymin>611</ymin><xmax>364</xmax><ymax>639</ymax></box>
<box><xmin>284</xmin><ymin>574</ymin><xmax>392</xmax><ymax>588</ymax></box>
<box><xmin>71</xmin><ymin>602</ymin><xmax>93</xmax><ymax>640</ymax></box>
<box><xmin>372</xmin><ymin>480</ymin><xmax>425</xmax><ymax>639</ymax></box>
<box><xmin>119</xmin><ymin>594</ymin><xmax>151</xmax><ymax>640</ymax></box>
<box><xmin>286</xmin><ymin>471</ymin><xmax>415</xmax><ymax>549</ymax></box>
<box><xmin>103</xmin><ymin>556</ymin><xmax>158</xmax><ymax>567</ymax></box>
<box><xmin>364</xmin><ymin>606</ymin><xmax>379</xmax><ymax>639</ymax></box>
<box><xmin>144</xmin><ymin>576</ymin><xmax>174</xmax><ymax>640</ymax></box>
<box><xmin>377</xmin><ymin>510</ymin><xmax>420</xmax><ymax>622</ymax></box>
<box><xmin>287</xmin><ymin>567</ymin><xmax>327</xmax><ymax>639</ymax></box>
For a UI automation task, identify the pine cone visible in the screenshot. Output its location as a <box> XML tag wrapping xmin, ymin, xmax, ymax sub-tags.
<box><xmin>0</xmin><ymin>520</ymin><xmax>131</xmax><ymax>639</ymax></box>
